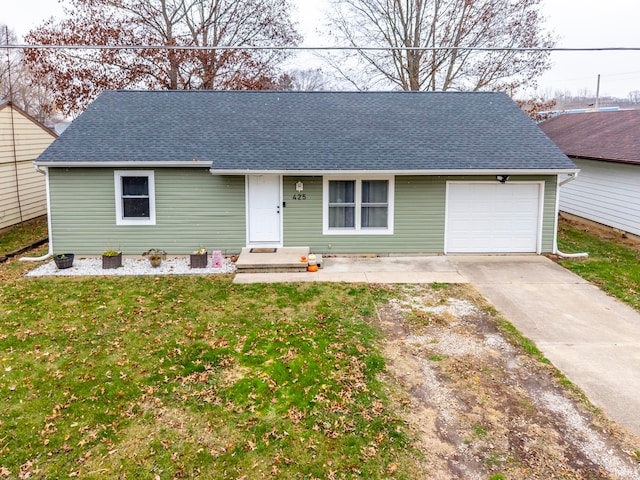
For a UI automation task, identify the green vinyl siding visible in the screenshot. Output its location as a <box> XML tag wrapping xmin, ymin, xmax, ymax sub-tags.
<box><xmin>283</xmin><ymin>175</ymin><xmax>558</xmax><ymax>254</ymax></box>
<box><xmin>49</xmin><ymin>169</ymin><xmax>559</xmax><ymax>255</ymax></box>
<box><xmin>48</xmin><ymin>168</ymin><xmax>245</xmax><ymax>254</ymax></box>
<box><xmin>540</xmin><ymin>175</ymin><xmax>558</xmax><ymax>253</ymax></box>
<box><xmin>283</xmin><ymin>176</ymin><xmax>446</xmax><ymax>254</ymax></box>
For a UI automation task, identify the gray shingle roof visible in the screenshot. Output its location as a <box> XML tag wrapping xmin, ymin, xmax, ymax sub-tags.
<box><xmin>37</xmin><ymin>90</ymin><xmax>575</xmax><ymax>172</ymax></box>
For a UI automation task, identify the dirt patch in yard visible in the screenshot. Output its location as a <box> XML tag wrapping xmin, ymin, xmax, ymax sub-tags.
<box><xmin>560</xmin><ymin>212</ymin><xmax>640</xmax><ymax>253</ymax></box>
<box><xmin>374</xmin><ymin>284</ymin><xmax>640</xmax><ymax>479</ymax></box>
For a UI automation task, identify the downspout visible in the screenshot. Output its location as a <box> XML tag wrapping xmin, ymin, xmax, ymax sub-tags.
<box><xmin>559</xmin><ymin>172</ymin><xmax>578</xmax><ymax>187</ymax></box>
<box><xmin>20</xmin><ymin>165</ymin><xmax>53</xmax><ymax>261</ymax></box>
<box><xmin>555</xmin><ymin>172</ymin><xmax>588</xmax><ymax>259</ymax></box>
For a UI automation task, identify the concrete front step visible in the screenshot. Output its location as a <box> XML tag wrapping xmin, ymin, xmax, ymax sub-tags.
<box><xmin>235</xmin><ymin>246</ymin><xmax>311</xmax><ymax>273</ymax></box>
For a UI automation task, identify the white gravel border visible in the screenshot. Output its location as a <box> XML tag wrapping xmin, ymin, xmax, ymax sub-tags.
<box><xmin>25</xmin><ymin>256</ymin><xmax>237</xmax><ymax>277</ymax></box>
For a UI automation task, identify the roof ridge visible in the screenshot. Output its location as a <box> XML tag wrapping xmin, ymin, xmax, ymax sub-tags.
<box><xmin>109</xmin><ymin>89</ymin><xmax>503</xmax><ymax>95</ymax></box>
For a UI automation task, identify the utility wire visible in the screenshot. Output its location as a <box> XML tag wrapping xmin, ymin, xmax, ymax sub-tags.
<box><xmin>4</xmin><ymin>44</ymin><xmax>640</xmax><ymax>52</ymax></box>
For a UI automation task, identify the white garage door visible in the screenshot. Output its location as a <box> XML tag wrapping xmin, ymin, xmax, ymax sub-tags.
<box><xmin>446</xmin><ymin>182</ymin><xmax>542</xmax><ymax>253</ymax></box>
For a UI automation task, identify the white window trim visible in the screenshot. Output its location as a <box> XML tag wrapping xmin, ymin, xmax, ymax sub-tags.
<box><xmin>323</xmin><ymin>176</ymin><xmax>394</xmax><ymax>235</ymax></box>
<box><xmin>114</xmin><ymin>170</ymin><xmax>156</xmax><ymax>226</ymax></box>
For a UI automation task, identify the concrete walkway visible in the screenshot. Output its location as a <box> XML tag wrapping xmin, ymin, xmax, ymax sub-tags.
<box><xmin>235</xmin><ymin>254</ymin><xmax>640</xmax><ymax>437</ymax></box>
<box><xmin>233</xmin><ymin>255</ymin><xmax>468</xmax><ymax>284</ymax></box>
<box><xmin>450</xmin><ymin>255</ymin><xmax>640</xmax><ymax>437</ymax></box>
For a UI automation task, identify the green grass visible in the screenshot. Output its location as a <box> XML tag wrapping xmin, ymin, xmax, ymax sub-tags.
<box><xmin>0</xmin><ymin>216</ymin><xmax>48</xmax><ymax>255</ymax></box>
<box><xmin>473</xmin><ymin>424</ymin><xmax>488</xmax><ymax>438</ymax></box>
<box><xmin>3</xmin><ymin>219</ymin><xmax>637</xmax><ymax>477</ymax></box>
<box><xmin>557</xmin><ymin>220</ymin><xmax>640</xmax><ymax>312</ymax></box>
<box><xmin>0</xmin><ymin>274</ymin><xmax>419</xmax><ymax>478</ymax></box>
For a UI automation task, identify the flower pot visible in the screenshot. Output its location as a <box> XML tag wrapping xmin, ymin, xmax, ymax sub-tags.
<box><xmin>102</xmin><ymin>252</ymin><xmax>122</xmax><ymax>269</ymax></box>
<box><xmin>190</xmin><ymin>252</ymin><xmax>208</xmax><ymax>268</ymax></box>
<box><xmin>142</xmin><ymin>249</ymin><xmax>166</xmax><ymax>268</ymax></box>
<box><xmin>54</xmin><ymin>253</ymin><xmax>74</xmax><ymax>269</ymax></box>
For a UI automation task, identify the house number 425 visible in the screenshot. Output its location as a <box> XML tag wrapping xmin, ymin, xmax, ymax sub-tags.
<box><xmin>292</xmin><ymin>194</ymin><xmax>307</xmax><ymax>200</ymax></box>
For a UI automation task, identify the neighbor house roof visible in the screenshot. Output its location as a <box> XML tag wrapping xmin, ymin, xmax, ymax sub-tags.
<box><xmin>37</xmin><ymin>90</ymin><xmax>576</xmax><ymax>174</ymax></box>
<box><xmin>539</xmin><ymin>110</ymin><xmax>640</xmax><ymax>166</ymax></box>
<box><xmin>0</xmin><ymin>101</ymin><xmax>58</xmax><ymax>138</ymax></box>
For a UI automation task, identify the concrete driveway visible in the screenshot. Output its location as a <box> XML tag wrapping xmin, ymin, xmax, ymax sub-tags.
<box><xmin>450</xmin><ymin>255</ymin><xmax>640</xmax><ymax>437</ymax></box>
<box><xmin>236</xmin><ymin>253</ymin><xmax>640</xmax><ymax>437</ymax></box>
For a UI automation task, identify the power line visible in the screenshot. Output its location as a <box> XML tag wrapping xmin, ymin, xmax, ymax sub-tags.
<box><xmin>4</xmin><ymin>44</ymin><xmax>640</xmax><ymax>52</ymax></box>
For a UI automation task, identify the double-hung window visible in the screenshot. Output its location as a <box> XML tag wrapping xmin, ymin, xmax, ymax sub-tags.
<box><xmin>324</xmin><ymin>177</ymin><xmax>394</xmax><ymax>234</ymax></box>
<box><xmin>114</xmin><ymin>171</ymin><xmax>156</xmax><ymax>225</ymax></box>
<box><xmin>328</xmin><ymin>180</ymin><xmax>356</xmax><ymax>228</ymax></box>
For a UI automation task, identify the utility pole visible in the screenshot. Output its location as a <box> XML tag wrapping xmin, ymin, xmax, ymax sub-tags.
<box><xmin>595</xmin><ymin>74</ymin><xmax>601</xmax><ymax>111</ymax></box>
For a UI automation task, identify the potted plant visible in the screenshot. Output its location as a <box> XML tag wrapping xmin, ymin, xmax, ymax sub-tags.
<box><xmin>142</xmin><ymin>248</ymin><xmax>166</xmax><ymax>268</ymax></box>
<box><xmin>190</xmin><ymin>247</ymin><xmax>208</xmax><ymax>268</ymax></box>
<box><xmin>53</xmin><ymin>253</ymin><xmax>74</xmax><ymax>269</ymax></box>
<box><xmin>102</xmin><ymin>250</ymin><xmax>122</xmax><ymax>269</ymax></box>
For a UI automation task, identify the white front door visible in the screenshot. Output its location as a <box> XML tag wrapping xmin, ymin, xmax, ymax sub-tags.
<box><xmin>247</xmin><ymin>175</ymin><xmax>282</xmax><ymax>245</ymax></box>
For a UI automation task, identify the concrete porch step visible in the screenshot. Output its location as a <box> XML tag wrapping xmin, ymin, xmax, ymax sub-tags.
<box><xmin>235</xmin><ymin>247</ymin><xmax>310</xmax><ymax>273</ymax></box>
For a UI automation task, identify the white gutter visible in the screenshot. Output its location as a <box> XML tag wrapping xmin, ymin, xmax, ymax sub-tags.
<box><xmin>209</xmin><ymin>168</ymin><xmax>581</xmax><ymax>176</ymax></box>
<box><xmin>32</xmin><ymin>162</ymin><xmax>580</xmax><ymax>177</ymax></box>
<box><xmin>35</xmin><ymin>160</ymin><xmax>212</xmax><ymax>168</ymax></box>
<box><xmin>555</xmin><ymin>172</ymin><xmax>588</xmax><ymax>259</ymax></box>
<box><xmin>20</xmin><ymin>165</ymin><xmax>53</xmax><ymax>262</ymax></box>
<box><xmin>559</xmin><ymin>172</ymin><xmax>578</xmax><ymax>186</ymax></box>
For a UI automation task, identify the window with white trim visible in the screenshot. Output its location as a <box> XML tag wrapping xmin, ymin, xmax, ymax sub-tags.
<box><xmin>114</xmin><ymin>171</ymin><xmax>156</xmax><ymax>225</ymax></box>
<box><xmin>323</xmin><ymin>177</ymin><xmax>394</xmax><ymax>234</ymax></box>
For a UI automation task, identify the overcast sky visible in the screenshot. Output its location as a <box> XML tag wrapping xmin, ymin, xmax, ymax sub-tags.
<box><xmin>3</xmin><ymin>0</ymin><xmax>640</xmax><ymax>98</ymax></box>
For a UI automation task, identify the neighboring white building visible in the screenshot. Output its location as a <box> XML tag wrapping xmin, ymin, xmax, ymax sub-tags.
<box><xmin>540</xmin><ymin>110</ymin><xmax>640</xmax><ymax>237</ymax></box>
<box><xmin>0</xmin><ymin>102</ymin><xmax>57</xmax><ymax>230</ymax></box>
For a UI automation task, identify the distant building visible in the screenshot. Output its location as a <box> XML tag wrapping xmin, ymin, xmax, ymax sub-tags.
<box><xmin>540</xmin><ymin>110</ymin><xmax>640</xmax><ymax>237</ymax></box>
<box><xmin>0</xmin><ymin>102</ymin><xmax>57</xmax><ymax>230</ymax></box>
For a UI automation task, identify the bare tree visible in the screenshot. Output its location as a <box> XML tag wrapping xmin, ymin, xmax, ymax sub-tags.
<box><xmin>575</xmin><ymin>88</ymin><xmax>592</xmax><ymax>101</ymax></box>
<box><xmin>0</xmin><ymin>25</ymin><xmax>20</xmax><ymax>102</ymax></box>
<box><xmin>326</xmin><ymin>0</ymin><xmax>555</xmax><ymax>94</ymax></box>
<box><xmin>24</xmin><ymin>0</ymin><xmax>302</xmax><ymax>116</ymax></box>
<box><xmin>1</xmin><ymin>24</ymin><xmax>59</xmax><ymax>123</ymax></box>
<box><xmin>287</xmin><ymin>68</ymin><xmax>333</xmax><ymax>91</ymax></box>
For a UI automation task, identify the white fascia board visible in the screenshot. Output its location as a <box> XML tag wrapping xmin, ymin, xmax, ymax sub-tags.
<box><xmin>209</xmin><ymin>168</ymin><xmax>580</xmax><ymax>176</ymax></box>
<box><xmin>35</xmin><ymin>161</ymin><xmax>212</xmax><ymax>167</ymax></box>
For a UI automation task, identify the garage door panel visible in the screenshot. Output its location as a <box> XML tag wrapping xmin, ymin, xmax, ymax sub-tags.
<box><xmin>446</xmin><ymin>183</ymin><xmax>541</xmax><ymax>253</ymax></box>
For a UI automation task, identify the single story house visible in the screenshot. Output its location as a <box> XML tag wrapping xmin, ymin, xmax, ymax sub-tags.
<box><xmin>540</xmin><ymin>110</ymin><xmax>640</xmax><ymax>237</ymax></box>
<box><xmin>0</xmin><ymin>102</ymin><xmax>57</xmax><ymax>230</ymax></box>
<box><xmin>35</xmin><ymin>90</ymin><xmax>577</xmax><ymax>256</ymax></box>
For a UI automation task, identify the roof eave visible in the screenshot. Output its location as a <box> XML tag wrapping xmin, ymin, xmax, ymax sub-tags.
<box><xmin>568</xmin><ymin>155</ymin><xmax>640</xmax><ymax>166</ymax></box>
<box><xmin>209</xmin><ymin>168</ymin><xmax>580</xmax><ymax>176</ymax></box>
<box><xmin>1</xmin><ymin>101</ymin><xmax>58</xmax><ymax>138</ymax></box>
<box><xmin>35</xmin><ymin>160</ymin><xmax>212</xmax><ymax>167</ymax></box>
<box><xmin>33</xmin><ymin>162</ymin><xmax>579</xmax><ymax>176</ymax></box>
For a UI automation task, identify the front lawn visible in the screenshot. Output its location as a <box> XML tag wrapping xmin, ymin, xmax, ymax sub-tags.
<box><xmin>557</xmin><ymin>218</ymin><xmax>640</xmax><ymax>312</ymax></box>
<box><xmin>3</xmin><ymin>220</ymin><xmax>640</xmax><ymax>478</ymax></box>
<box><xmin>0</xmin><ymin>275</ymin><xmax>417</xmax><ymax>478</ymax></box>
